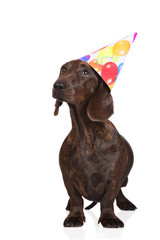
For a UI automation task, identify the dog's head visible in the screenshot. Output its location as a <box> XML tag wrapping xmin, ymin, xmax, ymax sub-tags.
<box><xmin>52</xmin><ymin>60</ymin><xmax>114</xmax><ymax>122</ymax></box>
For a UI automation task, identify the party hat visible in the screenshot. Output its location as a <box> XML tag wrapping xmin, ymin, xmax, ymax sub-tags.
<box><xmin>79</xmin><ymin>33</ymin><xmax>137</xmax><ymax>90</ymax></box>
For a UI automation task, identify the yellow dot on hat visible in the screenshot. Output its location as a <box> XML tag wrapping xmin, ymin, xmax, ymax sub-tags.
<box><xmin>97</xmin><ymin>47</ymin><xmax>118</xmax><ymax>65</ymax></box>
<box><xmin>113</xmin><ymin>40</ymin><xmax>130</xmax><ymax>56</ymax></box>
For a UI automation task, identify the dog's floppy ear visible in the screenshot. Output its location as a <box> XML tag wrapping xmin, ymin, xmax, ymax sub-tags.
<box><xmin>54</xmin><ymin>100</ymin><xmax>63</xmax><ymax>116</ymax></box>
<box><xmin>87</xmin><ymin>80</ymin><xmax>114</xmax><ymax>122</ymax></box>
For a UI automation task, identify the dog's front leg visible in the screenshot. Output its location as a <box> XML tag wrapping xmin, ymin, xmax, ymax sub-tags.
<box><xmin>63</xmin><ymin>176</ymin><xmax>85</xmax><ymax>227</ymax></box>
<box><xmin>98</xmin><ymin>181</ymin><xmax>124</xmax><ymax>228</ymax></box>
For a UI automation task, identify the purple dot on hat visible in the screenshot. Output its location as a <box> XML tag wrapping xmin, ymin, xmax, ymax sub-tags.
<box><xmin>79</xmin><ymin>55</ymin><xmax>90</xmax><ymax>62</ymax></box>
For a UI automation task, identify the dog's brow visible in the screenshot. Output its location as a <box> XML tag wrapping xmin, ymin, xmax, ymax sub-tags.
<box><xmin>62</xmin><ymin>62</ymin><xmax>72</xmax><ymax>70</ymax></box>
<box><xmin>80</xmin><ymin>64</ymin><xmax>89</xmax><ymax>69</ymax></box>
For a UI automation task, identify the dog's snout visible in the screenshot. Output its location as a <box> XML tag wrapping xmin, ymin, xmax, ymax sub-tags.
<box><xmin>54</xmin><ymin>83</ymin><xmax>65</xmax><ymax>91</ymax></box>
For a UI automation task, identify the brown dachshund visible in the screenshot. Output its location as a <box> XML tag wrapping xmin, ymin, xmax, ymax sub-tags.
<box><xmin>52</xmin><ymin>59</ymin><xmax>137</xmax><ymax>228</ymax></box>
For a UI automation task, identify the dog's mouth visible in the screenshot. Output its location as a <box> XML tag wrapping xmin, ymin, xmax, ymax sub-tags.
<box><xmin>52</xmin><ymin>86</ymin><xmax>74</xmax><ymax>103</ymax></box>
<box><xmin>52</xmin><ymin>89</ymin><xmax>64</xmax><ymax>101</ymax></box>
<box><xmin>53</xmin><ymin>93</ymin><xmax>64</xmax><ymax>101</ymax></box>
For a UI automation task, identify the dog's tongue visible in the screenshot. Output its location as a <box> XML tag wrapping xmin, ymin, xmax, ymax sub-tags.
<box><xmin>54</xmin><ymin>100</ymin><xmax>63</xmax><ymax>116</ymax></box>
<box><xmin>79</xmin><ymin>33</ymin><xmax>137</xmax><ymax>91</ymax></box>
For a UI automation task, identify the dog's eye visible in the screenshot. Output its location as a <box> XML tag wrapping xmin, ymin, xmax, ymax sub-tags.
<box><xmin>61</xmin><ymin>66</ymin><xmax>66</xmax><ymax>73</ymax></box>
<box><xmin>82</xmin><ymin>70</ymin><xmax>89</xmax><ymax>76</ymax></box>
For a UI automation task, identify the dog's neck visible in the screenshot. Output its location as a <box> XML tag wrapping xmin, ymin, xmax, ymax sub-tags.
<box><xmin>68</xmin><ymin>102</ymin><xmax>94</xmax><ymax>148</ymax></box>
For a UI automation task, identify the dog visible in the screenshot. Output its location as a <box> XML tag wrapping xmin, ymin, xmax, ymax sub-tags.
<box><xmin>52</xmin><ymin>59</ymin><xmax>137</xmax><ymax>228</ymax></box>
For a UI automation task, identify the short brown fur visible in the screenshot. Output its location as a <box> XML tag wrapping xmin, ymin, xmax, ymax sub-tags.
<box><xmin>52</xmin><ymin>60</ymin><xmax>136</xmax><ymax>228</ymax></box>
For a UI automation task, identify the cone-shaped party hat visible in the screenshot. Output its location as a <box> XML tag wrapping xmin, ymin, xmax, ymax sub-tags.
<box><xmin>79</xmin><ymin>33</ymin><xmax>137</xmax><ymax>90</ymax></box>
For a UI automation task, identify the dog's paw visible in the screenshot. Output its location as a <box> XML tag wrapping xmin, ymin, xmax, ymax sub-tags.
<box><xmin>117</xmin><ymin>201</ymin><xmax>137</xmax><ymax>211</ymax></box>
<box><xmin>63</xmin><ymin>216</ymin><xmax>85</xmax><ymax>227</ymax></box>
<box><xmin>98</xmin><ymin>217</ymin><xmax>124</xmax><ymax>228</ymax></box>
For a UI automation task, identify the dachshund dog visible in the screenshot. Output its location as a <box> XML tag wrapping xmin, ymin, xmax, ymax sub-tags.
<box><xmin>52</xmin><ymin>60</ymin><xmax>137</xmax><ymax>228</ymax></box>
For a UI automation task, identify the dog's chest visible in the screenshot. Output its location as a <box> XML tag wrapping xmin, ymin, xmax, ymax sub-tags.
<box><xmin>62</xmin><ymin>141</ymin><xmax>115</xmax><ymax>201</ymax></box>
<box><xmin>59</xmin><ymin>128</ymin><xmax>124</xmax><ymax>201</ymax></box>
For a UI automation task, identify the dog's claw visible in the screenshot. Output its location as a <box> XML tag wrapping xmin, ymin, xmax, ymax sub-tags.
<box><xmin>99</xmin><ymin>217</ymin><xmax>124</xmax><ymax>228</ymax></box>
<box><xmin>64</xmin><ymin>216</ymin><xmax>85</xmax><ymax>227</ymax></box>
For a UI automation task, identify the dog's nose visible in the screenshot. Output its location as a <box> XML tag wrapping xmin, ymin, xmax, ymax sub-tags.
<box><xmin>54</xmin><ymin>83</ymin><xmax>65</xmax><ymax>91</ymax></box>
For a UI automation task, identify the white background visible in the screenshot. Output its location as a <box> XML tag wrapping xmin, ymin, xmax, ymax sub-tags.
<box><xmin>0</xmin><ymin>0</ymin><xmax>160</xmax><ymax>239</ymax></box>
